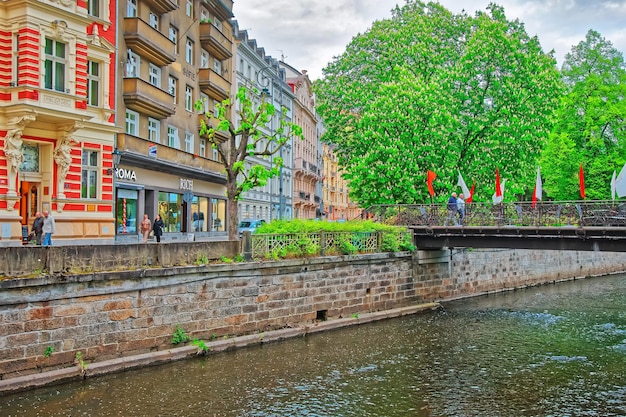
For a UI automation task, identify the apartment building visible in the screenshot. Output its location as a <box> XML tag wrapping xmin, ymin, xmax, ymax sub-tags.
<box><xmin>115</xmin><ymin>0</ymin><xmax>234</xmax><ymax>241</ymax></box>
<box><xmin>0</xmin><ymin>0</ymin><xmax>118</xmax><ymax>246</ymax></box>
<box><xmin>322</xmin><ymin>143</ymin><xmax>362</xmax><ymax>221</ymax></box>
<box><xmin>232</xmin><ymin>23</ymin><xmax>295</xmax><ymax>223</ymax></box>
<box><xmin>281</xmin><ymin>64</ymin><xmax>322</xmax><ymax>219</ymax></box>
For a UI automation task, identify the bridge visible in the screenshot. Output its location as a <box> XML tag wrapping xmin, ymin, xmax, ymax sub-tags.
<box><xmin>366</xmin><ymin>201</ymin><xmax>626</xmax><ymax>252</ymax></box>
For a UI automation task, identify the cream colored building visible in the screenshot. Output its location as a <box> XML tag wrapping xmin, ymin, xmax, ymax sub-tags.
<box><xmin>322</xmin><ymin>143</ymin><xmax>362</xmax><ymax>221</ymax></box>
<box><xmin>115</xmin><ymin>0</ymin><xmax>234</xmax><ymax>241</ymax></box>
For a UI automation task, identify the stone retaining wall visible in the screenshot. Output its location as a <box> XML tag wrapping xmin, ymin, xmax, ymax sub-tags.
<box><xmin>1</xmin><ymin>248</ymin><xmax>625</xmax><ymax>387</ymax></box>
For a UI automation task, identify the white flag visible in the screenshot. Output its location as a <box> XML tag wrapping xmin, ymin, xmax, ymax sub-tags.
<box><xmin>492</xmin><ymin>179</ymin><xmax>506</xmax><ymax>204</ymax></box>
<box><xmin>611</xmin><ymin>170</ymin><xmax>617</xmax><ymax>200</ymax></box>
<box><xmin>457</xmin><ymin>171</ymin><xmax>470</xmax><ymax>198</ymax></box>
<box><xmin>534</xmin><ymin>167</ymin><xmax>542</xmax><ymax>201</ymax></box>
<box><xmin>616</xmin><ymin>163</ymin><xmax>626</xmax><ymax>198</ymax></box>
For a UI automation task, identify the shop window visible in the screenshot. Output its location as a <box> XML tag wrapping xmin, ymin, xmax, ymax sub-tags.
<box><xmin>211</xmin><ymin>197</ymin><xmax>226</xmax><ymax>232</ymax></box>
<box><xmin>116</xmin><ymin>189</ymin><xmax>138</xmax><ymax>234</ymax></box>
<box><xmin>158</xmin><ymin>191</ymin><xmax>182</xmax><ymax>233</ymax></box>
<box><xmin>191</xmin><ymin>196</ymin><xmax>209</xmax><ymax>232</ymax></box>
<box><xmin>81</xmin><ymin>150</ymin><xmax>98</xmax><ymax>199</ymax></box>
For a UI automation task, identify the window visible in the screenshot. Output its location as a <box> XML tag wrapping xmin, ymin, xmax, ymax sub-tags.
<box><xmin>185</xmin><ymin>0</ymin><xmax>193</xmax><ymax>17</ymax></box>
<box><xmin>199</xmin><ymin>139</ymin><xmax>206</xmax><ymax>157</ymax></box>
<box><xmin>149</xmin><ymin>63</ymin><xmax>161</xmax><ymax>87</ymax></box>
<box><xmin>168</xmin><ymin>26</ymin><xmax>178</xmax><ymax>53</ymax></box>
<box><xmin>168</xmin><ymin>125</ymin><xmax>180</xmax><ymax>149</ymax></box>
<box><xmin>212</xmin><ymin>99</ymin><xmax>219</xmax><ymax>117</ymax></box>
<box><xmin>148</xmin><ymin>118</ymin><xmax>160</xmax><ymax>143</ymax></box>
<box><xmin>185</xmin><ymin>38</ymin><xmax>193</xmax><ymax>64</ymax></box>
<box><xmin>185</xmin><ymin>132</ymin><xmax>194</xmax><ymax>153</ymax></box>
<box><xmin>126</xmin><ymin>0</ymin><xmax>137</xmax><ymax>17</ymax></box>
<box><xmin>126</xmin><ymin>110</ymin><xmax>139</xmax><ymax>136</ymax></box>
<box><xmin>87</xmin><ymin>60</ymin><xmax>100</xmax><ymax>106</ymax></box>
<box><xmin>212</xmin><ymin>147</ymin><xmax>219</xmax><ymax>162</ymax></box>
<box><xmin>44</xmin><ymin>38</ymin><xmax>66</xmax><ymax>92</ymax></box>
<box><xmin>81</xmin><ymin>150</ymin><xmax>98</xmax><ymax>199</ymax></box>
<box><xmin>158</xmin><ymin>192</ymin><xmax>182</xmax><ymax>233</ymax></box>
<box><xmin>88</xmin><ymin>0</ymin><xmax>100</xmax><ymax>17</ymax></box>
<box><xmin>149</xmin><ymin>12</ymin><xmax>159</xmax><ymax>29</ymax></box>
<box><xmin>213</xmin><ymin>18</ymin><xmax>223</xmax><ymax>31</ymax></box>
<box><xmin>185</xmin><ymin>85</ymin><xmax>193</xmax><ymax>111</ymax></box>
<box><xmin>168</xmin><ymin>76</ymin><xmax>177</xmax><ymax>101</ymax></box>
<box><xmin>213</xmin><ymin>59</ymin><xmax>222</xmax><ymax>75</ymax></box>
<box><xmin>200</xmin><ymin>9</ymin><xmax>209</xmax><ymax>22</ymax></box>
<box><xmin>200</xmin><ymin>50</ymin><xmax>209</xmax><ymax>69</ymax></box>
<box><xmin>199</xmin><ymin>92</ymin><xmax>209</xmax><ymax>114</ymax></box>
<box><xmin>126</xmin><ymin>50</ymin><xmax>139</xmax><ymax>77</ymax></box>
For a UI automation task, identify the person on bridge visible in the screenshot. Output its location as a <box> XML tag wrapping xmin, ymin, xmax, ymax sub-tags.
<box><xmin>445</xmin><ymin>192</ymin><xmax>457</xmax><ymax>226</ymax></box>
<box><xmin>457</xmin><ymin>193</ymin><xmax>466</xmax><ymax>226</ymax></box>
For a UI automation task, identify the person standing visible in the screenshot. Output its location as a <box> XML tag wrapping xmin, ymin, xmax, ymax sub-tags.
<box><xmin>457</xmin><ymin>193</ymin><xmax>466</xmax><ymax>226</ymax></box>
<box><xmin>42</xmin><ymin>210</ymin><xmax>55</xmax><ymax>247</ymax></box>
<box><xmin>140</xmin><ymin>214</ymin><xmax>151</xmax><ymax>243</ymax></box>
<box><xmin>152</xmin><ymin>214</ymin><xmax>164</xmax><ymax>243</ymax></box>
<box><xmin>444</xmin><ymin>192</ymin><xmax>457</xmax><ymax>226</ymax></box>
<box><xmin>31</xmin><ymin>212</ymin><xmax>43</xmax><ymax>245</ymax></box>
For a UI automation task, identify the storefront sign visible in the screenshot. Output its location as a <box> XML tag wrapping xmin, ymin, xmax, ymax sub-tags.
<box><xmin>180</xmin><ymin>178</ymin><xmax>193</xmax><ymax>190</ymax></box>
<box><xmin>116</xmin><ymin>168</ymin><xmax>137</xmax><ymax>181</ymax></box>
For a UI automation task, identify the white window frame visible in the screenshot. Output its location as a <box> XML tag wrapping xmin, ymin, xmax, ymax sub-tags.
<box><xmin>199</xmin><ymin>139</ymin><xmax>206</xmax><ymax>157</ymax></box>
<box><xmin>212</xmin><ymin>99</ymin><xmax>219</xmax><ymax>117</ymax></box>
<box><xmin>148</xmin><ymin>118</ymin><xmax>160</xmax><ymax>143</ymax></box>
<box><xmin>212</xmin><ymin>147</ymin><xmax>219</xmax><ymax>162</ymax></box>
<box><xmin>81</xmin><ymin>150</ymin><xmax>99</xmax><ymax>200</ymax></box>
<box><xmin>44</xmin><ymin>38</ymin><xmax>66</xmax><ymax>92</ymax></box>
<box><xmin>149</xmin><ymin>12</ymin><xmax>159</xmax><ymax>29</ymax></box>
<box><xmin>213</xmin><ymin>59</ymin><xmax>222</xmax><ymax>75</ymax></box>
<box><xmin>184</xmin><ymin>132</ymin><xmax>194</xmax><ymax>153</ymax></box>
<box><xmin>200</xmin><ymin>9</ymin><xmax>209</xmax><ymax>23</ymax></box>
<box><xmin>185</xmin><ymin>85</ymin><xmax>193</xmax><ymax>111</ymax></box>
<box><xmin>200</xmin><ymin>50</ymin><xmax>209</xmax><ymax>69</ymax></box>
<box><xmin>168</xmin><ymin>125</ymin><xmax>180</xmax><ymax>149</ymax></box>
<box><xmin>87</xmin><ymin>60</ymin><xmax>100</xmax><ymax>107</ymax></box>
<box><xmin>88</xmin><ymin>0</ymin><xmax>100</xmax><ymax>17</ymax></box>
<box><xmin>199</xmin><ymin>93</ymin><xmax>209</xmax><ymax>114</ymax></box>
<box><xmin>213</xmin><ymin>18</ymin><xmax>223</xmax><ymax>31</ymax></box>
<box><xmin>185</xmin><ymin>0</ymin><xmax>193</xmax><ymax>17</ymax></box>
<box><xmin>149</xmin><ymin>63</ymin><xmax>161</xmax><ymax>87</ymax></box>
<box><xmin>126</xmin><ymin>0</ymin><xmax>137</xmax><ymax>17</ymax></box>
<box><xmin>185</xmin><ymin>38</ymin><xmax>193</xmax><ymax>65</ymax></box>
<box><xmin>168</xmin><ymin>76</ymin><xmax>177</xmax><ymax>101</ymax></box>
<box><xmin>126</xmin><ymin>110</ymin><xmax>139</xmax><ymax>136</ymax></box>
<box><xmin>168</xmin><ymin>25</ymin><xmax>178</xmax><ymax>53</ymax></box>
<box><xmin>126</xmin><ymin>50</ymin><xmax>139</xmax><ymax>77</ymax></box>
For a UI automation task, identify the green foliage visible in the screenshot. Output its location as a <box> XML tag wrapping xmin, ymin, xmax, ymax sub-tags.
<box><xmin>220</xmin><ymin>256</ymin><xmax>233</xmax><ymax>263</ymax></box>
<box><xmin>195</xmin><ymin>254</ymin><xmax>209</xmax><ymax>265</ymax></box>
<box><xmin>315</xmin><ymin>1</ymin><xmax>562</xmax><ymax>206</ymax></box>
<box><xmin>234</xmin><ymin>254</ymin><xmax>245</xmax><ymax>263</ymax></box>
<box><xmin>191</xmin><ymin>339</ymin><xmax>210</xmax><ymax>354</ymax></box>
<box><xmin>171</xmin><ymin>325</ymin><xmax>191</xmax><ymax>345</ymax></box>
<box><xmin>74</xmin><ymin>351</ymin><xmax>88</xmax><ymax>375</ymax></box>
<box><xmin>351</xmin><ymin>313</ymin><xmax>359</xmax><ymax>319</ymax></box>
<box><xmin>541</xmin><ymin>30</ymin><xmax>626</xmax><ymax>200</ymax></box>
<box><xmin>44</xmin><ymin>346</ymin><xmax>54</xmax><ymax>358</ymax></box>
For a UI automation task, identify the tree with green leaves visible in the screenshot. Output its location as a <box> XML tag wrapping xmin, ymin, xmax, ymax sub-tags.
<box><xmin>314</xmin><ymin>1</ymin><xmax>563</xmax><ymax>206</ymax></box>
<box><xmin>541</xmin><ymin>29</ymin><xmax>626</xmax><ymax>200</ymax></box>
<box><xmin>198</xmin><ymin>86</ymin><xmax>303</xmax><ymax>240</ymax></box>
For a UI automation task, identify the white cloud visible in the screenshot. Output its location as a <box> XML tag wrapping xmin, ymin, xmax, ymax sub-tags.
<box><xmin>233</xmin><ymin>0</ymin><xmax>626</xmax><ymax>79</ymax></box>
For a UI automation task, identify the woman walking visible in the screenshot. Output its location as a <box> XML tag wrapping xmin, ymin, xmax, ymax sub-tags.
<box><xmin>152</xmin><ymin>215</ymin><xmax>164</xmax><ymax>243</ymax></box>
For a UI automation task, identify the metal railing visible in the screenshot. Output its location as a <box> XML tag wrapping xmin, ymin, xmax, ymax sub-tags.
<box><xmin>251</xmin><ymin>231</ymin><xmax>382</xmax><ymax>258</ymax></box>
<box><xmin>364</xmin><ymin>200</ymin><xmax>626</xmax><ymax>228</ymax></box>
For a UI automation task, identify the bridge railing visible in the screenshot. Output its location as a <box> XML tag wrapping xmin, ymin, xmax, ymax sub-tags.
<box><xmin>365</xmin><ymin>200</ymin><xmax>626</xmax><ymax>227</ymax></box>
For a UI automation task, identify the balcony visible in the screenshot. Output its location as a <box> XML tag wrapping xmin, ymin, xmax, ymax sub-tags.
<box><xmin>123</xmin><ymin>78</ymin><xmax>175</xmax><ymax>119</ymax></box>
<box><xmin>124</xmin><ymin>18</ymin><xmax>176</xmax><ymax>66</ymax></box>
<box><xmin>198</xmin><ymin>68</ymin><xmax>230</xmax><ymax>102</ymax></box>
<box><xmin>199</xmin><ymin>23</ymin><xmax>233</xmax><ymax>61</ymax></box>
<box><xmin>197</xmin><ymin>114</ymin><xmax>229</xmax><ymax>142</ymax></box>
<box><xmin>143</xmin><ymin>0</ymin><xmax>178</xmax><ymax>14</ymax></box>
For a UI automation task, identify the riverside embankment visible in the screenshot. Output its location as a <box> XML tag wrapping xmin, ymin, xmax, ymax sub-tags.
<box><xmin>1</xmin><ymin>244</ymin><xmax>626</xmax><ymax>394</ymax></box>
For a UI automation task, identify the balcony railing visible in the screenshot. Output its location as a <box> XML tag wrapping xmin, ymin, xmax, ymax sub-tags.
<box><xmin>199</xmin><ymin>23</ymin><xmax>233</xmax><ymax>61</ymax></box>
<box><xmin>124</xmin><ymin>18</ymin><xmax>176</xmax><ymax>66</ymax></box>
<box><xmin>123</xmin><ymin>77</ymin><xmax>175</xmax><ymax>119</ymax></box>
<box><xmin>198</xmin><ymin>68</ymin><xmax>230</xmax><ymax>102</ymax></box>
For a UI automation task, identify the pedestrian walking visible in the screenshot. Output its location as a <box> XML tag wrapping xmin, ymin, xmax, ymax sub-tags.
<box><xmin>42</xmin><ymin>210</ymin><xmax>55</xmax><ymax>246</ymax></box>
<box><xmin>152</xmin><ymin>215</ymin><xmax>164</xmax><ymax>243</ymax></box>
<box><xmin>457</xmin><ymin>193</ymin><xmax>466</xmax><ymax>226</ymax></box>
<box><xmin>444</xmin><ymin>192</ymin><xmax>457</xmax><ymax>226</ymax></box>
<box><xmin>140</xmin><ymin>214</ymin><xmax>151</xmax><ymax>243</ymax></box>
<box><xmin>31</xmin><ymin>212</ymin><xmax>43</xmax><ymax>245</ymax></box>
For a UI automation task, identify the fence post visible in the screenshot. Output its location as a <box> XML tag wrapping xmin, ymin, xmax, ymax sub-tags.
<box><xmin>320</xmin><ymin>230</ymin><xmax>326</xmax><ymax>256</ymax></box>
<box><xmin>377</xmin><ymin>231</ymin><xmax>383</xmax><ymax>251</ymax></box>
<box><xmin>243</xmin><ymin>231</ymin><xmax>252</xmax><ymax>261</ymax></box>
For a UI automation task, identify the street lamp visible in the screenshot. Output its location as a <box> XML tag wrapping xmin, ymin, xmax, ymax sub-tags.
<box><xmin>111</xmin><ymin>147</ymin><xmax>121</xmax><ymax>242</ymax></box>
<box><xmin>257</xmin><ymin>65</ymin><xmax>286</xmax><ymax>220</ymax></box>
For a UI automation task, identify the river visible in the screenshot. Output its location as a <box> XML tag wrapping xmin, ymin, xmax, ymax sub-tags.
<box><xmin>2</xmin><ymin>274</ymin><xmax>625</xmax><ymax>417</ymax></box>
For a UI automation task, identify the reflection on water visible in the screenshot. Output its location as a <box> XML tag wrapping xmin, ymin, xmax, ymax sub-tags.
<box><xmin>2</xmin><ymin>275</ymin><xmax>626</xmax><ymax>417</ymax></box>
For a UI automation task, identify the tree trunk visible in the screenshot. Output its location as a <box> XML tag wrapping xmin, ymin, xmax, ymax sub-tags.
<box><xmin>227</xmin><ymin>181</ymin><xmax>239</xmax><ymax>241</ymax></box>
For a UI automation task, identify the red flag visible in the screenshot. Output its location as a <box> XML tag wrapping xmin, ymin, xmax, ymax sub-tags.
<box><xmin>579</xmin><ymin>163</ymin><xmax>586</xmax><ymax>199</ymax></box>
<box><xmin>426</xmin><ymin>170</ymin><xmax>437</xmax><ymax>197</ymax></box>
<box><xmin>467</xmin><ymin>181</ymin><xmax>475</xmax><ymax>203</ymax></box>
<box><xmin>495</xmin><ymin>168</ymin><xmax>502</xmax><ymax>197</ymax></box>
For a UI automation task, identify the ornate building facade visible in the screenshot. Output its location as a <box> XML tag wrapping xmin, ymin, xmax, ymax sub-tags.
<box><xmin>0</xmin><ymin>0</ymin><xmax>118</xmax><ymax>246</ymax></box>
<box><xmin>322</xmin><ymin>143</ymin><xmax>362</xmax><ymax>221</ymax></box>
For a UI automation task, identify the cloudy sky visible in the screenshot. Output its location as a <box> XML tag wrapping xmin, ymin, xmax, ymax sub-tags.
<box><xmin>233</xmin><ymin>0</ymin><xmax>626</xmax><ymax>80</ymax></box>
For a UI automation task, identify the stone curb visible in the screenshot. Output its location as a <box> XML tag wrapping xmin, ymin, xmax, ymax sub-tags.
<box><xmin>0</xmin><ymin>302</ymin><xmax>440</xmax><ymax>395</ymax></box>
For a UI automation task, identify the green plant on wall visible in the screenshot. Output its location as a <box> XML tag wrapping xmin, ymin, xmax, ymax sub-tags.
<box><xmin>44</xmin><ymin>346</ymin><xmax>54</xmax><ymax>358</ymax></box>
<box><xmin>172</xmin><ymin>325</ymin><xmax>191</xmax><ymax>345</ymax></box>
<box><xmin>191</xmin><ymin>339</ymin><xmax>210</xmax><ymax>354</ymax></box>
<box><xmin>74</xmin><ymin>351</ymin><xmax>88</xmax><ymax>376</ymax></box>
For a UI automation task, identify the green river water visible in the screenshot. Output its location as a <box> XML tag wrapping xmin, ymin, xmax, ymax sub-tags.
<box><xmin>2</xmin><ymin>273</ymin><xmax>625</xmax><ymax>417</ymax></box>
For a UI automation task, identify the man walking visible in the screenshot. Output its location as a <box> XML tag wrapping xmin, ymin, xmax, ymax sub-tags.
<box><xmin>457</xmin><ymin>193</ymin><xmax>466</xmax><ymax>226</ymax></box>
<box><xmin>31</xmin><ymin>212</ymin><xmax>43</xmax><ymax>245</ymax></box>
<box><xmin>445</xmin><ymin>192</ymin><xmax>457</xmax><ymax>226</ymax></box>
<box><xmin>42</xmin><ymin>210</ymin><xmax>55</xmax><ymax>247</ymax></box>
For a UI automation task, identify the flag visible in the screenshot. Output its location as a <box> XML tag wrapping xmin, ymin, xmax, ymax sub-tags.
<box><xmin>457</xmin><ymin>172</ymin><xmax>470</xmax><ymax>198</ymax></box>
<box><xmin>615</xmin><ymin>163</ymin><xmax>626</xmax><ymax>198</ymax></box>
<box><xmin>426</xmin><ymin>170</ymin><xmax>437</xmax><ymax>197</ymax></box>
<box><xmin>611</xmin><ymin>170</ymin><xmax>617</xmax><ymax>201</ymax></box>
<box><xmin>579</xmin><ymin>163</ymin><xmax>586</xmax><ymax>199</ymax></box>
<box><xmin>532</xmin><ymin>167</ymin><xmax>542</xmax><ymax>208</ymax></box>
<box><xmin>467</xmin><ymin>181</ymin><xmax>476</xmax><ymax>203</ymax></box>
<box><xmin>495</xmin><ymin>168</ymin><xmax>502</xmax><ymax>197</ymax></box>
<box><xmin>492</xmin><ymin>179</ymin><xmax>506</xmax><ymax>204</ymax></box>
